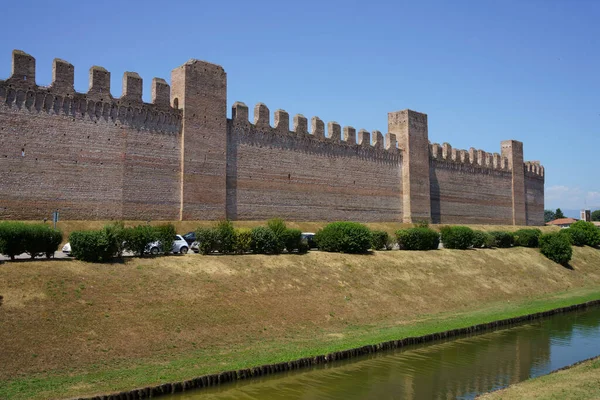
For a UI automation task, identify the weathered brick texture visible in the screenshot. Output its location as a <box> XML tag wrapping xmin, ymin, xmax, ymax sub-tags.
<box><xmin>0</xmin><ymin>49</ymin><xmax>545</xmax><ymax>225</ymax></box>
<box><xmin>227</xmin><ymin>103</ymin><xmax>402</xmax><ymax>222</ymax></box>
<box><xmin>0</xmin><ymin>50</ymin><xmax>181</xmax><ymax>220</ymax></box>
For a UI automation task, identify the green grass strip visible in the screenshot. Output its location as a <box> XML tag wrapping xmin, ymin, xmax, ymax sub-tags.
<box><xmin>2</xmin><ymin>288</ymin><xmax>600</xmax><ymax>400</ymax></box>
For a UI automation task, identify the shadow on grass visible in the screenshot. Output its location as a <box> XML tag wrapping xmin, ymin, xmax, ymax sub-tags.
<box><xmin>0</xmin><ymin>257</ymin><xmax>74</xmax><ymax>264</ymax></box>
<box><xmin>562</xmin><ymin>262</ymin><xmax>575</xmax><ymax>271</ymax></box>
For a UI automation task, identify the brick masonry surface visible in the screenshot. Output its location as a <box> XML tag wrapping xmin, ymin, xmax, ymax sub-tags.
<box><xmin>0</xmin><ymin>50</ymin><xmax>545</xmax><ymax>224</ymax></box>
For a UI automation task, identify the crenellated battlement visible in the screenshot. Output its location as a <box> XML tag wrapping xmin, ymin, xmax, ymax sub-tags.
<box><xmin>0</xmin><ymin>50</ymin><xmax>181</xmax><ymax>133</ymax></box>
<box><xmin>230</xmin><ymin>101</ymin><xmax>400</xmax><ymax>155</ymax></box>
<box><xmin>524</xmin><ymin>160</ymin><xmax>544</xmax><ymax>178</ymax></box>
<box><xmin>0</xmin><ymin>48</ymin><xmax>544</xmax><ymax>225</ymax></box>
<box><xmin>429</xmin><ymin>141</ymin><xmax>511</xmax><ymax>173</ymax></box>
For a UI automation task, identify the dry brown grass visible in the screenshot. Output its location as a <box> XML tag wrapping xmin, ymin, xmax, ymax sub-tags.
<box><xmin>1</xmin><ymin>245</ymin><xmax>598</xmax><ymax>383</ymax></box>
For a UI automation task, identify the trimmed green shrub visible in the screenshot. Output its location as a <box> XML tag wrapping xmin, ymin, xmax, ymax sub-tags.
<box><xmin>564</xmin><ymin>228</ymin><xmax>587</xmax><ymax>247</ymax></box>
<box><xmin>0</xmin><ymin>222</ymin><xmax>28</xmax><ymax>260</ymax></box>
<box><xmin>0</xmin><ymin>222</ymin><xmax>63</xmax><ymax>260</ymax></box>
<box><xmin>564</xmin><ymin>221</ymin><xmax>600</xmax><ymax>247</ymax></box>
<box><xmin>196</xmin><ymin>227</ymin><xmax>219</xmax><ymax>255</ymax></box>
<box><xmin>24</xmin><ymin>225</ymin><xmax>64</xmax><ymax>259</ymax></box>
<box><xmin>283</xmin><ymin>228</ymin><xmax>304</xmax><ymax>253</ymax></box>
<box><xmin>396</xmin><ymin>227</ymin><xmax>440</xmax><ymax>251</ymax></box>
<box><xmin>251</xmin><ymin>226</ymin><xmax>278</xmax><ymax>254</ymax></box>
<box><xmin>489</xmin><ymin>231</ymin><xmax>514</xmax><ymax>248</ymax></box>
<box><xmin>371</xmin><ymin>230</ymin><xmax>390</xmax><ymax>251</ymax></box>
<box><xmin>472</xmin><ymin>230</ymin><xmax>495</xmax><ymax>248</ymax></box>
<box><xmin>513</xmin><ymin>228</ymin><xmax>542</xmax><ymax>248</ymax></box>
<box><xmin>215</xmin><ymin>220</ymin><xmax>236</xmax><ymax>254</ymax></box>
<box><xmin>69</xmin><ymin>228</ymin><xmax>119</xmax><ymax>262</ymax></box>
<box><xmin>154</xmin><ymin>224</ymin><xmax>177</xmax><ymax>254</ymax></box>
<box><xmin>315</xmin><ymin>222</ymin><xmax>372</xmax><ymax>254</ymax></box>
<box><xmin>104</xmin><ymin>221</ymin><xmax>126</xmax><ymax>257</ymax></box>
<box><xmin>124</xmin><ymin>225</ymin><xmax>158</xmax><ymax>256</ymax></box>
<box><xmin>267</xmin><ymin>218</ymin><xmax>287</xmax><ymax>254</ymax></box>
<box><xmin>440</xmin><ymin>226</ymin><xmax>474</xmax><ymax>250</ymax></box>
<box><xmin>42</xmin><ymin>228</ymin><xmax>63</xmax><ymax>258</ymax></box>
<box><xmin>540</xmin><ymin>232</ymin><xmax>572</xmax><ymax>265</ymax></box>
<box><xmin>234</xmin><ymin>229</ymin><xmax>252</xmax><ymax>254</ymax></box>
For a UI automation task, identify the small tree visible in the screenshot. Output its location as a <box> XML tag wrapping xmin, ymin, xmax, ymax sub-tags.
<box><xmin>540</xmin><ymin>232</ymin><xmax>572</xmax><ymax>266</ymax></box>
<box><xmin>371</xmin><ymin>230</ymin><xmax>390</xmax><ymax>251</ymax></box>
<box><xmin>215</xmin><ymin>220</ymin><xmax>236</xmax><ymax>254</ymax></box>
<box><xmin>267</xmin><ymin>218</ymin><xmax>287</xmax><ymax>254</ymax></box>
<box><xmin>195</xmin><ymin>227</ymin><xmax>219</xmax><ymax>255</ymax></box>
<box><xmin>440</xmin><ymin>226</ymin><xmax>475</xmax><ymax>250</ymax></box>
<box><xmin>565</xmin><ymin>221</ymin><xmax>600</xmax><ymax>247</ymax></box>
<box><xmin>555</xmin><ymin>208</ymin><xmax>565</xmax><ymax>219</ymax></box>
<box><xmin>592</xmin><ymin>210</ymin><xmax>600</xmax><ymax>222</ymax></box>
<box><xmin>544</xmin><ymin>210</ymin><xmax>556</xmax><ymax>223</ymax></box>
<box><xmin>250</xmin><ymin>226</ymin><xmax>278</xmax><ymax>254</ymax></box>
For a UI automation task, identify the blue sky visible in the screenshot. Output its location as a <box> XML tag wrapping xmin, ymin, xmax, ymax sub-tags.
<box><xmin>1</xmin><ymin>0</ymin><xmax>598</xmax><ymax>212</ymax></box>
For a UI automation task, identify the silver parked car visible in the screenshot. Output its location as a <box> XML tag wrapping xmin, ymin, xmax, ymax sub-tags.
<box><xmin>146</xmin><ymin>235</ymin><xmax>189</xmax><ymax>255</ymax></box>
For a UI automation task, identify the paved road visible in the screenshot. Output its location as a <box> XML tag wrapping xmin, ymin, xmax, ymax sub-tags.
<box><xmin>0</xmin><ymin>251</ymin><xmax>72</xmax><ymax>261</ymax></box>
<box><xmin>0</xmin><ymin>250</ymin><xmax>197</xmax><ymax>262</ymax></box>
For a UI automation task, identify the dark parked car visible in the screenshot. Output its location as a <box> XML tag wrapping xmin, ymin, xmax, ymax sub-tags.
<box><xmin>182</xmin><ymin>231</ymin><xmax>196</xmax><ymax>246</ymax></box>
<box><xmin>301</xmin><ymin>232</ymin><xmax>317</xmax><ymax>249</ymax></box>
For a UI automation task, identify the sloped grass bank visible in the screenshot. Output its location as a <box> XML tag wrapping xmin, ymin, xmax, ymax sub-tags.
<box><xmin>479</xmin><ymin>355</ymin><xmax>600</xmax><ymax>400</ymax></box>
<box><xmin>0</xmin><ymin>246</ymin><xmax>599</xmax><ymax>399</ymax></box>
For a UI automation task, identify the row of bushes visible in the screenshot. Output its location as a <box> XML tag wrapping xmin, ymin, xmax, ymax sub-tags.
<box><xmin>69</xmin><ymin>223</ymin><xmax>176</xmax><ymax>262</ymax></box>
<box><xmin>314</xmin><ymin>222</ymin><xmax>598</xmax><ymax>267</ymax></box>
<box><xmin>312</xmin><ymin>223</ymin><xmax>551</xmax><ymax>254</ymax></box>
<box><xmin>0</xmin><ymin>222</ymin><xmax>63</xmax><ymax>260</ymax></box>
<box><xmin>196</xmin><ymin>219</ymin><xmax>308</xmax><ymax>255</ymax></box>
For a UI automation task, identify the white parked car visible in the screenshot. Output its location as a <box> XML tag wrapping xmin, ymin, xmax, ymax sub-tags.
<box><xmin>62</xmin><ymin>242</ymin><xmax>71</xmax><ymax>255</ymax></box>
<box><xmin>146</xmin><ymin>235</ymin><xmax>189</xmax><ymax>255</ymax></box>
<box><xmin>191</xmin><ymin>241</ymin><xmax>200</xmax><ymax>253</ymax></box>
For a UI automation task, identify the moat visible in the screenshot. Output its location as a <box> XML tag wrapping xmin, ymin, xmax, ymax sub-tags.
<box><xmin>167</xmin><ymin>306</ymin><xmax>600</xmax><ymax>400</ymax></box>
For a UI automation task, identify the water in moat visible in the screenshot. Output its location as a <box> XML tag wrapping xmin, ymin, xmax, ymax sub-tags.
<box><xmin>169</xmin><ymin>306</ymin><xmax>600</xmax><ymax>399</ymax></box>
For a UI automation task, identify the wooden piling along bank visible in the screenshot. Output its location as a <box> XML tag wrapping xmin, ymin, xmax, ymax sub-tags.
<box><xmin>73</xmin><ymin>299</ymin><xmax>600</xmax><ymax>400</ymax></box>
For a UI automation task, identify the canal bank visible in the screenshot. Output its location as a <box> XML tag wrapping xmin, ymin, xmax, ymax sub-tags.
<box><xmin>479</xmin><ymin>355</ymin><xmax>600</xmax><ymax>400</ymax></box>
<box><xmin>1</xmin><ymin>246</ymin><xmax>600</xmax><ymax>399</ymax></box>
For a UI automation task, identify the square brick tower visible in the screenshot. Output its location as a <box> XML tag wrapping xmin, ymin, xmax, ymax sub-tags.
<box><xmin>171</xmin><ymin>60</ymin><xmax>228</xmax><ymax>220</ymax></box>
<box><xmin>389</xmin><ymin>109</ymin><xmax>431</xmax><ymax>223</ymax></box>
<box><xmin>501</xmin><ymin>140</ymin><xmax>526</xmax><ymax>225</ymax></box>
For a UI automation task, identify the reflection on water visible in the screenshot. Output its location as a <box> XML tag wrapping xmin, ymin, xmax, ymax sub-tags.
<box><xmin>170</xmin><ymin>306</ymin><xmax>600</xmax><ymax>400</ymax></box>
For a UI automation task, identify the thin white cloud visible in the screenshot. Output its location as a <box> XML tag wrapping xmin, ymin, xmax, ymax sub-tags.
<box><xmin>545</xmin><ymin>185</ymin><xmax>600</xmax><ymax>210</ymax></box>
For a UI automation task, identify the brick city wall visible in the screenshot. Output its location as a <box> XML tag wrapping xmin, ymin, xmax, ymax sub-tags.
<box><xmin>0</xmin><ymin>50</ymin><xmax>545</xmax><ymax>225</ymax></box>
<box><xmin>0</xmin><ymin>51</ymin><xmax>181</xmax><ymax>220</ymax></box>
<box><xmin>226</xmin><ymin>102</ymin><xmax>403</xmax><ymax>222</ymax></box>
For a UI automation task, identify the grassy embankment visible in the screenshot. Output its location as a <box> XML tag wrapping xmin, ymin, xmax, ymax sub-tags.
<box><xmin>1</xmin><ymin>230</ymin><xmax>599</xmax><ymax>400</ymax></box>
<box><xmin>480</xmin><ymin>356</ymin><xmax>600</xmax><ymax>400</ymax></box>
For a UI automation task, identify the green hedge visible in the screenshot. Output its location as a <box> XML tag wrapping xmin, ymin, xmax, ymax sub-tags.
<box><xmin>315</xmin><ymin>222</ymin><xmax>372</xmax><ymax>254</ymax></box>
<box><xmin>472</xmin><ymin>230</ymin><xmax>495</xmax><ymax>248</ymax></box>
<box><xmin>283</xmin><ymin>228</ymin><xmax>307</xmax><ymax>253</ymax></box>
<box><xmin>564</xmin><ymin>221</ymin><xmax>600</xmax><ymax>247</ymax></box>
<box><xmin>0</xmin><ymin>222</ymin><xmax>63</xmax><ymax>260</ymax></box>
<box><xmin>267</xmin><ymin>218</ymin><xmax>287</xmax><ymax>254</ymax></box>
<box><xmin>540</xmin><ymin>232</ymin><xmax>573</xmax><ymax>265</ymax></box>
<box><xmin>513</xmin><ymin>228</ymin><xmax>542</xmax><ymax>248</ymax></box>
<box><xmin>69</xmin><ymin>227</ymin><xmax>119</xmax><ymax>263</ymax></box>
<box><xmin>235</xmin><ymin>228</ymin><xmax>252</xmax><ymax>254</ymax></box>
<box><xmin>195</xmin><ymin>220</ymin><xmax>310</xmax><ymax>255</ymax></box>
<box><xmin>124</xmin><ymin>225</ymin><xmax>158</xmax><ymax>256</ymax></box>
<box><xmin>371</xmin><ymin>230</ymin><xmax>391</xmax><ymax>251</ymax></box>
<box><xmin>396</xmin><ymin>227</ymin><xmax>439</xmax><ymax>251</ymax></box>
<box><xmin>153</xmin><ymin>224</ymin><xmax>177</xmax><ymax>254</ymax></box>
<box><xmin>440</xmin><ymin>226</ymin><xmax>474</xmax><ymax>250</ymax></box>
<box><xmin>251</xmin><ymin>226</ymin><xmax>278</xmax><ymax>254</ymax></box>
<box><xmin>195</xmin><ymin>227</ymin><xmax>219</xmax><ymax>255</ymax></box>
<box><xmin>489</xmin><ymin>231</ymin><xmax>514</xmax><ymax>248</ymax></box>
